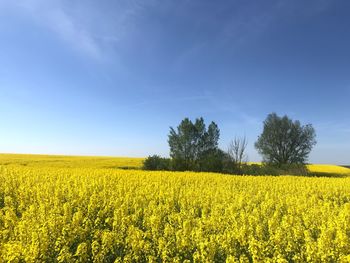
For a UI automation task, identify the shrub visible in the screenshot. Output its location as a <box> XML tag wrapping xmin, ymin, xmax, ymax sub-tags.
<box><xmin>142</xmin><ymin>155</ymin><xmax>171</xmax><ymax>171</ymax></box>
<box><xmin>239</xmin><ymin>163</ymin><xmax>308</xmax><ymax>176</ymax></box>
<box><xmin>197</xmin><ymin>149</ymin><xmax>228</xmax><ymax>173</ymax></box>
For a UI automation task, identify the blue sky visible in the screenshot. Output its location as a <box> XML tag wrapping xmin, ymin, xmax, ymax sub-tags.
<box><xmin>0</xmin><ymin>0</ymin><xmax>349</xmax><ymax>164</ymax></box>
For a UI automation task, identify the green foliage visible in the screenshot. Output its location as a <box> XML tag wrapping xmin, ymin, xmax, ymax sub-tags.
<box><xmin>255</xmin><ymin>113</ymin><xmax>316</xmax><ymax>165</ymax></box>
<box><xmin>168</xmin><ymin>117</ymin><xmax>220</xmax><ymax>172</ymax></box>
<box><xmin>142</xmin><ymin>155</ymin><xmax>171</xmax><ymax>171</ymax></box>
<box><xmin>240</xmin><ymin>163</ymin><xmax>309</xmax><ymax>176</ymax></box>
<box><xmin>197</xmin><ymin>149</ymin><xmax>228</xmax><ymax>173</ymax></box>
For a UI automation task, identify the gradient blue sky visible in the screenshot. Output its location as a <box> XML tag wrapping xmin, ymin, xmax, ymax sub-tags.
<box><xmin>0</xmin><ymin>0</ymin><xmax>349</xmax><ymax>164</ymax></box>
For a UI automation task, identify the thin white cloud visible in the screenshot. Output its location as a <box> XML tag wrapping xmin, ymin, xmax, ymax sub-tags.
<box><xmin>0</xmin><ymin>0</ymin><xmax>151</xmax><ymax>60</ymax></box>
<box><xmin>0</xmin><ymin>0</ymin><xmax>333</xmax><ymax>61</ymax></box>
<box><xmin>216</xmin><ymin>0</ymin><xmax>333</xmax><ymax>50</ymax></box>
<box><xmin>315</xmin><ymin>121</ymin><xmax>350</xmax><ymax>134</ymax></box>
<box><xmin>171</xmin><ymin>0</ymin><xmax>333</xmax><ymax>69</ymax></box>
<box><xmin>48</xmin><ymin>6</ymin><xmax>101</xmax><ymax>59</ymax></box>
<box><xmin>0</xmin><ymin>0</ymin><xmax>100</xmax><ymax>58</ymax></box>
<box><xmin>128</xmin><ymin>94</ymin><xmax>212</xmax><ymax>109</ymax></box>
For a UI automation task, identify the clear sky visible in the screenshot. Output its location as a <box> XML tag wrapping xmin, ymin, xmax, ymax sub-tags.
<box><xmin>0</xmin><ymin>0</ymin><xmax>349</xmax><ymax>164</ymax></box>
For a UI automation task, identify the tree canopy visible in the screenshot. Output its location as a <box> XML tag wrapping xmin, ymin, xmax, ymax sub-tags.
<box><xmin>168</xmin><ymin>117</ymin><xmax>221</xmax><ymax>171</ymax></box>
<box><xmin>255</xmin><ymin>113</ymin><xmax>316</xmax><ymax>165</ymax></box>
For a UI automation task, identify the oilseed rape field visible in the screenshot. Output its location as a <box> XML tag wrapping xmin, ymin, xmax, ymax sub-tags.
<box><xmin>1</xmin><ymin>154</ymin><xmax>350</xmax><ymax>262</ymax></box>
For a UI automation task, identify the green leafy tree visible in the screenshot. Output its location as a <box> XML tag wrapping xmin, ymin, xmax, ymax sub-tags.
<box><xmin>168</xmin><ymin>117</ymin><xmax>221</xmax><ymax>171</ymax></box>
<box><xmin>255</xmin><ymin>113</ymin><xmax>316</xmax><ymax>165</ymax></box>
<box><xmin>197</xmin><ymin>148</ymin><xmax>228</xmax><ymax>173</ymax></box>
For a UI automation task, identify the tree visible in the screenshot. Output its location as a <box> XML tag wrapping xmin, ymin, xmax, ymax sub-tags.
<box><xmin>168</xmin><ymin>117</ymin><xmax>220</xmax><ymax>171</ymax></box>
<box><xmin>227</xmin><ymin>136</ymin><xmax>248</xmax><ymax>169</ymax></box>
<box><xmin>255</xmin><ymin>113</ymin><xmax>316</xmax><ymax>165</ymax></box>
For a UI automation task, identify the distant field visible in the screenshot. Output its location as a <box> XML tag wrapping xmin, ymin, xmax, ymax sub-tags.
<box><xmin>1</xmin><ymin>154</ymin><xmax>350</xmax><ymax>261</ymax></box>
<box><xmin>307</xmin><ymin>164</ymin><xmax>350</xmax><ymax>175</ymax></box>
<box><xmin>0</xmin><ymin>153</ymin><xmax>144</xmax><ymax>169</ymax></box>
<box><xmin>0</xmin><ymin>154</ymin><xmax>349</xmax><ymax>176</ymax></box>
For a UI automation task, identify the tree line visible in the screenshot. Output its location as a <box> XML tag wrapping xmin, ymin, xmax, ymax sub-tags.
<box><xmin>143</xmin><ymin>113</ymin><xmax>317</xmax><ymax>175</ymax></box>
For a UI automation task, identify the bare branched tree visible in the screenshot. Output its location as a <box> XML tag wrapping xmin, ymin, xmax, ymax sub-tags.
<box><xmin>227</xmin><ymin>136</ymin><xmax>248</xmax><ymax>168</ymax></box>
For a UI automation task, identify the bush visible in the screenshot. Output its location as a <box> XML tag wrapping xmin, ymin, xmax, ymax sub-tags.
<box><xmin>143</xmin><ymin>155</ymin><xmax>171</xmax><ymax>171</ymax></box>
<box><xmin>239</xmin><ymin>163</ymin><xmax>308</xmax><ymax>176</ymax></box>
<box><xmin>197</xmin><ymin>149</ymin><xmax>227</xmax><ymax>173</ymax></box>
<box><xmin>222</xmin><ymin>158</ymin><xmax>242</xmax><ymax>175</ymax></box>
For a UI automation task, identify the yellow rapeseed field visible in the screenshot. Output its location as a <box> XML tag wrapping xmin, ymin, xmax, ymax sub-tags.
<box><xmin>0</xmin><ymin>154</ymin><xmax>144</xmax><ymax>169</ymax></box>
<box><xmin>307</xmin><ymin>164</ymin><xmax>350</xmax><ymax>175</ymax></box>
<box><xmin>0</xmin><ymin>154</ymin><xmax>350</xmax><ymax>262</ymax></box>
